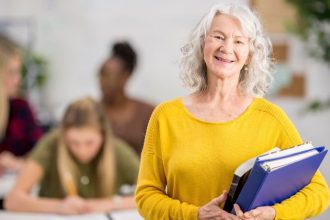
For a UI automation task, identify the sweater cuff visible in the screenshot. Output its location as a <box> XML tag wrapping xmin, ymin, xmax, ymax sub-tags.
<box><xmin>188</xmin><ymin>206</ymin><xmax>199</xmax><ymax>220</ymax></box>
<box><xmin>273</xmin><ymin>204</ymin><xmax>283</xmax><ymax>220</ymax></box>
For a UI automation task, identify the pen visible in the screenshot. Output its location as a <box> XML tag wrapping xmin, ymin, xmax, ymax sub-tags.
<box><xmin>105</xmin><ymin>213</ymin><xmax>113</xmax><ymax>220</ymax></box>
<box><xmin>64</xmin><ymin>171</ymin><xmax>77</xmax><ymax>196</ymax></box>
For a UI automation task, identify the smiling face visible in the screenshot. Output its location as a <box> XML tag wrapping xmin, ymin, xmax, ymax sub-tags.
<box><xmin>65</xmin><ymin>126</ymin><xmax>103</xmax><ymax>164</ymax></box>
<box><xmin>203</xmin><ymin>13</ymin><xmax>250</xmax><ymax>82</ymax></box>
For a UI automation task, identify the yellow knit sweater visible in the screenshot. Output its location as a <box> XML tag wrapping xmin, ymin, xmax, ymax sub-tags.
<box><xmin>135</xmin><ymin>97</ymin><xmax>330</xmax><ymax>220</ymax></box>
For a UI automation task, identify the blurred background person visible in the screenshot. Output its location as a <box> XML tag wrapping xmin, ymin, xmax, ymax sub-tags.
<box><xmin>0</xmin><ymin>34</ymin><xmax>42</xmax><ymax>174</ymax></box>
<box><xmin>5</xmin><ymin>97</ymin><xmax>139</xmax><ymax>214</ymax></box>
<box><xmin>98</xmin><ymin>41</ymin><xmax>154</xmax><ymax>156</ymax></box>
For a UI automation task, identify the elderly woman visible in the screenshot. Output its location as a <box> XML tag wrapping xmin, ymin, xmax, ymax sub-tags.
<box><xmin>135</xmin><ymin>3</ymin><xmax>330</xmax><ymax>220</ymax></box>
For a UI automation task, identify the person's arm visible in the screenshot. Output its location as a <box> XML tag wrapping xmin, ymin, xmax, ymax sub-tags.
<box><xmin>135</xmin><ymin>107</ymin><xmax>199</xmax><ymax>220</ymax></box>
<box><xmin>0</xmin><ymin>151</ymin><xmax>24</xmax><ymax>172</ymax></box>
<box><xmin>5</xmin><ymin>159</ymin><xmax>60</xmax><ymax>213</ymax></box>
<box><xmin>4</xmin><ymin>160</ymin><xmax>89</xmax><ymax>215</ymax></box>
<box><xmin>243</xmin><ymin>108</ymin><xmax>330</xmax><ymax>220</ymax></box>
<box><xmin>271</xmin><ymin>111</ymin><xmax>330</xmax><ymax>219</ymax></box>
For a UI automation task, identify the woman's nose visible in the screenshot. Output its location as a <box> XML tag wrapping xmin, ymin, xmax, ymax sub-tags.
<box><xmin>220</xmin><ymin>39</ymin><xmax>234</xmax><ymax>54</ymax></box>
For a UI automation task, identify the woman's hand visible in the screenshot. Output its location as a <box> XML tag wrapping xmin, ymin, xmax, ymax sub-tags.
<box><xmin>56</xmin><ymin>196</ymin><xmax>89</xmax><ymax>215</ymax></box>
<box><xmin>198</xmin><ymin>192</ymin><xmax>239</xmax><ymax>220</ymax></box>
<box><xmin>85</xmin><ymin>199</ymin><xmax>115</xmax><ymax>213</ymax></box>
<box><xmin>234</xmin><ymin>204</ymin><xmax>275</xmax><ymax>220</ymax></box>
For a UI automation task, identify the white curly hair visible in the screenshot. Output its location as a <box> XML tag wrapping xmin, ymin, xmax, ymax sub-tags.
<box><xmin>179</xmin><ymin>3</ymin><xmax>274</xmax><ymax>97</ymax></box>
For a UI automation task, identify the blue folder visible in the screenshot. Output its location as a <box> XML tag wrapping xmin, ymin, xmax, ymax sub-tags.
<box><xmin>236</xmin><ymin>146</ymin><xmax>327</xmax><ymax>212</ymax></box>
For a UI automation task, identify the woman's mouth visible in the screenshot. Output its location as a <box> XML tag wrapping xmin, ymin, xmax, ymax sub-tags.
<box><xmin>214</xmin><ymin>56</ymin><xmax>234</xmax><ymax>63</ymax></box>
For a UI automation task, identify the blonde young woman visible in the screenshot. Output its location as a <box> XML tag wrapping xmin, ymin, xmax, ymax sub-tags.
<box><xmin>5</xmin><ymin>97</ymin><xmax>139</xmax><ymax>214</ymax></box>
<box><xmin>0</xmin><ymin>34</ymin><xmax>42</xmax><ymax>173</ymax></box>
<box><xmin>135</xmin><ymin>3</ymin><xmax>330</xmax><ymax>220</ymax></box>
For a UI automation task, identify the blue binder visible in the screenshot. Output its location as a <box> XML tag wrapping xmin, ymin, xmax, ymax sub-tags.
<box><xmin>236</xmin><ymin>146</ymin><xmax>328</xmax><ymax>212</ymax></box>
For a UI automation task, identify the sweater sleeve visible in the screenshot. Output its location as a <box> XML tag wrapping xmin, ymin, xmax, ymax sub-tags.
<box><xmin>135</xmin><ymin>105</ymin><xmax>199</xmax><ymax>220</ymax></box>
<box><xmin>272</xmin><ymin>108</ymin><xmax>330</xmax><ymax>219</ymax></box>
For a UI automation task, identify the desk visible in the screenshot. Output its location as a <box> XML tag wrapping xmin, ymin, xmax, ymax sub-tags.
<box><xmin>0</xmin><ymin>172</ymin><xmax>16</xmax><ymax>198</ymax></box>
<box><xmin>0</xmin><ymin>174</ymin><xmax>143</xmax><ymax>219</ymax></box>
<box><xmin>0</xmin><ymin>209</ymin><xmax>143</xmax><ymax>220</ymax></box>
<box><xmin>0</xmin><ymin>172</ymin><xmax>17</xmax><ymax>209</ymax></box>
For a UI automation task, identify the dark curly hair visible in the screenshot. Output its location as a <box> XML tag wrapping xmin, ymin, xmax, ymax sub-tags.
<box><xmin>111</xmin><ymin>41</ymin><xmax>137</xmax><ymax>75</ymax></box>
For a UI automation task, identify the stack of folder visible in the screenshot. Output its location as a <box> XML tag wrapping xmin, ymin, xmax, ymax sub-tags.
<box><xmin>224</xmin><ymin>143</ymin><xmax>328</xmax><ymax>213</ymax></box>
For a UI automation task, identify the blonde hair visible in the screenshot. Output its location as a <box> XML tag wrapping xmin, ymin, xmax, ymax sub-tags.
<box><xmin>180</xmin><ymin>3</ymin><xmax>274</xmax><ymax>96</ymax></box>
<box><xmin>0</xmin><ymin>34</ymin><xmax>21</xmax><ymax>140</ymax></box>
<box><xmin>57</xmin><ymin>97</ymin><xmax>116</xmax><ymax>197</ymax></box>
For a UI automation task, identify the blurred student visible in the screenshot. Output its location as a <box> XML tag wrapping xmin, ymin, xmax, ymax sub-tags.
<box><xmin>98</xmin><ymin>41</ymin><xmax>154</xmax><ymax>156</ymax></box>
<box><xmin>0</xmin><ymin>34</ymin><xmax>42</xmax><ymax>173</ymax></box>
<box><xmin>5</xmin><ymin>97</ymin><xmax>139</xmax><ymax>214</ymax></box>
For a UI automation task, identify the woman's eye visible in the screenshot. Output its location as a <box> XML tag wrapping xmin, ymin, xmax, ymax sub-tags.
<box><xmin>214</xmin><ymin>35</ymin><xmax>224</xmax><ymax>40</ymax></box>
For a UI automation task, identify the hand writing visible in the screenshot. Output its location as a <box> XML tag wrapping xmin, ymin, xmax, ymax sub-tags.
<box><xmin>57</xmin><ymin>196</ymin><xmax>89</xmax><ymax>215</ymax></box>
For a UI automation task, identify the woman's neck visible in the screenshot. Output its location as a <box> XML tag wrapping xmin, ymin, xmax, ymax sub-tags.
<box><xmin>103</xmin><ymin>92</ymin><xmax>129</xmax><ymax>108</ymax></box>
<box><xmin>184</xmin><ymin>77</ymin><xmax>253</xmax><ymax>122</ymax></box>
<box><xmin>199</xmin><ymin>76</ymin><xmax>244</xmax><ymax>108</ymax></box>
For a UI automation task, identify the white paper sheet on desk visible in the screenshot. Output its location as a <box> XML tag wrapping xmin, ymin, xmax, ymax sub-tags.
<box><xmin>0</xmin><ymin>172</ymin><xmax>17</xmax><ymax>197</ymax></box>
<box><xmin>0</xmin><ymin>212</ymin><xmax>108</xmax><ymax>220</ymax></box>
<box><xmin>0</xmin><ymin>210</ymin><xmax>144</xmax><ymax>220</ymax></box>
<box><xmin>111</xmin><ymin>209</ymin><xmax>143</xmax><ymax>220</ymax></box>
